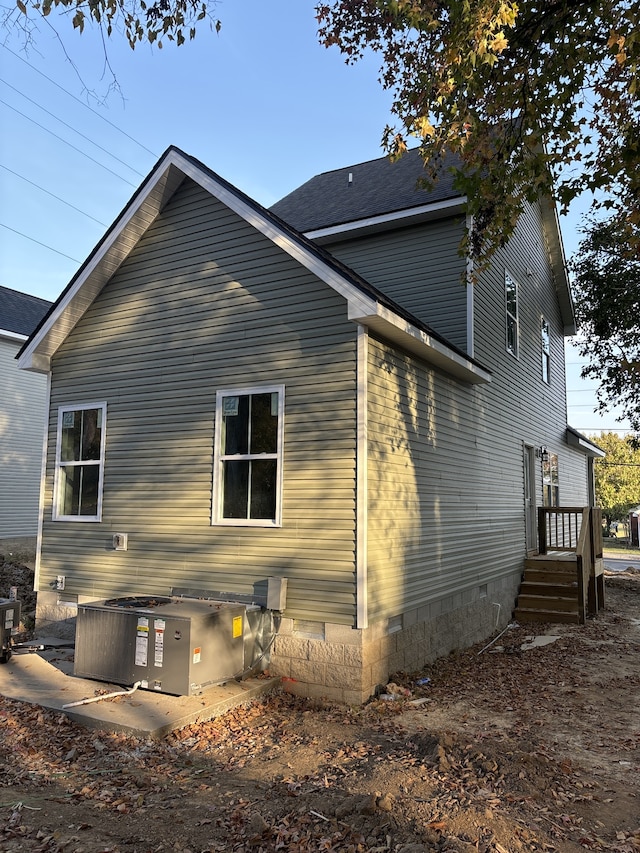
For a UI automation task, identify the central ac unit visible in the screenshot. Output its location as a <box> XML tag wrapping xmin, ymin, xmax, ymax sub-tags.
<box><xmin>74</xmin><ymin>596</ymin><xmax>245</xmax><ymax>696</ymax></box>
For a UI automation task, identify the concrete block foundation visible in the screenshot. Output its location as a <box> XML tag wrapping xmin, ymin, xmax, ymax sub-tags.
<box><xmin>35</xmin><ymin>573</ymin><xmax>522</xmax><ymax>704</ymax></box>
<box><xmin>270</xmin><ymin>572</ymin><xmax>522</xmax><ymax>704</ymax></box>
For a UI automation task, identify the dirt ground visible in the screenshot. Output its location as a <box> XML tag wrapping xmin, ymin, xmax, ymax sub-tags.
<box><xmin>0</xmin><ymin>553</ymin><xmax>639</xmax><ymax>853</ymax></box>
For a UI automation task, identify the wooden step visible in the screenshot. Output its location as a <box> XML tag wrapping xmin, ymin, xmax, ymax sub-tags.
<box><xmin>514</xmin><ymin>607</ymin><xmax>581</xmax><ymax>624</ymax></box>
<box><xmin>519</xmin><ymin>581</ymin><xmax>578</xmax><ymax>597</ymax></box>
<box><xmin>524</xmin><ymin>558</ymin><xmax>577</xmax><ymax>575</ymax></box>
<box><xmin>522</xmin><ymin>568</ymin><xmax>578</xmax><ymax>585</ymax></box>
<box><xmin>516</xmin><ymin>594</ymin><xmax>578</xmax><ymax>613</ymax></box>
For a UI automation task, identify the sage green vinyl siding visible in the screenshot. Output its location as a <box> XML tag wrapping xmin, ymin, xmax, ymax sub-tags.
<box><xmin>39</xmin><ymin>179</ymin><xmax>359</xmax><ymax>623</ymax></box>
<box><xmin>325</xmin><ymin>218</ymin><xmax>469</xmax><ymax>351</ymax></box>
<box><xmin>367</xmin><ymin>336</ymin><xmax>525</xmax><ymax>619</ymax></box>
<box><xmin>0</xmin><ymin>337</ymin><xmax>47</xmax><ymax>536</ymax></box>
<box><xmin>366</xmin><ymin>201</ymin><xmax>588</xmax><ymax>621</ymax></box>
<box><xmin>472</xmin><ymin>202</ymin><xmax>588</xmax><ymax>508</ymax></box>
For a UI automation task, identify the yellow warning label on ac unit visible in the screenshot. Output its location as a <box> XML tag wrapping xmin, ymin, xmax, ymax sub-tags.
<box><xmin>232</xmin><ymin>615</ymin><xmax>243</xmax><ymax>638</ymax></box>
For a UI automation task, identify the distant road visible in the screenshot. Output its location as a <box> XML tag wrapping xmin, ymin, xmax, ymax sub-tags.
<box><xmin>603</xmin><ymin>551</ymin><xmax>640</xmax><ymax>573</ymax></box>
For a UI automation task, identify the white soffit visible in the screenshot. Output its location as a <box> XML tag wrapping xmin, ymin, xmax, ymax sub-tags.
<box><xmin>353</xmin><ymin>304</ymin><xmax>491</xmax><ymax>385</ymax></box>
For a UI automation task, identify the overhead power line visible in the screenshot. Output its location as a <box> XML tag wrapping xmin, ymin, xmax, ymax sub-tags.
<box><xmin>0</xmin><ymin>77</ymin><xmax>147</xmax><ymax>179</ymax></box>
<box><xmin>0</xmin><ymin>43</ymin><xmax>158</xmax><ymax>159</ymax></box>
<box><xmin>579</xmin><ymin>428</ymin><xmax>636</xmax><ymax>433</ymax></box>
<box><xmin>0</xmin><ymin>98</ymin><xmax>138</xmax><ymax>187</ymax></box>
<box><xmin>0</xmin><ymin>163</ymin><xmax>108</xmax><ymax>227</ymax></box>
<box><xmin>0</xmin><ymin>44</ymin><xmax>159</xmax><ymax>270</ymax></box>
<box><xmin>0</xmin><ymin>222</ymin><xmax>81</xmax><ymax>263</ymax></box>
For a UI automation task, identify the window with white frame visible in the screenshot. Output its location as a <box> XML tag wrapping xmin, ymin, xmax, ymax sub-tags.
<box><xmin>505</xmin><ymin>271</ymin><xmax>519</xmax><ymax>357</ymax></box>
<box><xmin>53</xmin><ymin>403</ymin><xmax>106</xmax><ymax>521</ymax></box>
<box><xmin>542</xmin><ymin>452</ymin><xmax>559</xmax><ymax>506</ymax></box>
<box><xmin>541</xmin><ymin>317</ymin><xmax>551</xmax><ymax>383</ymax></box>
<box><xmin>212</xmin><ymin>386</ymin><xmax>284</xmax><ymax>526</ymax></box>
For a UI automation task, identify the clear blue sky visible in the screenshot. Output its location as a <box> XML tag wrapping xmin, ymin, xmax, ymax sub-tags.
<box><xmin>0</xmin><ymin>1</ymin><xmax>631</xmax><ymax>436</ymax></box>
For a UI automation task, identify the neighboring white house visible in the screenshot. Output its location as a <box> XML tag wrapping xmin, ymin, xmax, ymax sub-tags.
<box><xmin>0</xmin><ymin>286</ymin><xmax>52</xmax><ymax>537</ymax></box>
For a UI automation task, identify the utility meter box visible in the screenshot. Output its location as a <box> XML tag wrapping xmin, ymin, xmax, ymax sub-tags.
<box><xmin>74</xmin><ymin>596</ymin><xmax>245</xmax><ymax>695</ymax></box>
<box><xmin>0</xmin><ymin>598</ymin><xmax>21</xmax><ymax>663</ymax></box>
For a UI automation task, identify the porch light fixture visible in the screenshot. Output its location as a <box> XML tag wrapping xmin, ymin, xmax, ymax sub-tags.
<box><xmin>537</xmin><ymin>445</ymin><xmax>549</xmax><ymax>462</ymax></box>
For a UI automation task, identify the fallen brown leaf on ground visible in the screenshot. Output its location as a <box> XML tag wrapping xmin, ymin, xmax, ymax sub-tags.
<box><xmin>0</xmin><ymin>565</ymin><xmax>638</xmax><ymax>852</ymax></box>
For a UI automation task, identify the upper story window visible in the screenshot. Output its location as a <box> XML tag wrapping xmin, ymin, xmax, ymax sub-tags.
<box><xmin>53</xmin><ymin>403</ymin><xmax>106</xmax><ymax>521</ymax></box>
<box><xmin>541</xmin><ymin>317</ymin><xmax>551</xmax><ymax>383</ymax></box>
<box><xmin>212</xmin><ymin>386</ymin><xmax>284</xmax><ymax>527</ymax></box>
<box><xmin>542</xmin><ymin>452</ymin><xmax>559</xmax><ymax>506</ymax></box>
<box><xmin>505</xmin><ymin>271</ymin><xmax>519</xmax><ymax>358</ymax></box>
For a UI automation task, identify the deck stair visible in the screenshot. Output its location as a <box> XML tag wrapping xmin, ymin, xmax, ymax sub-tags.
<box><xmin>515</xmin><ymin>553</ymin><xmax>580</xmax><ymax>623</ymax></box>
<box><xmin>514</xmin><ymin>507</ymin><xmax>605</xmax><ymax>625</ymax></box>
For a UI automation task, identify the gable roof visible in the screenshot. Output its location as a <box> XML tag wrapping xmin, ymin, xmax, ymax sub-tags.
<box><xmin>270</xmin><ymin>148</ymin><xmax>464</xmax><ymax>235</ymax></box>
<box><xmin>0</xmin><ymin>285</ymin><xmax>52</xmax><ymax>340</ymax></box>
<box><xmin>271</xmin><ymin>148</ymin><xmax>575</xmax><ymax>335</ymax></box>
<box><xmin>18</xmin><ymin>146</ymin><xmax>491</xmax><ymax>385</ymax></box>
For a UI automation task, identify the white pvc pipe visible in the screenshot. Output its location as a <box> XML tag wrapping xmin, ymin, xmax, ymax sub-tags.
<box><xmin>62</xmin><ymin>681</ymin><xmax>142</xmax><ymax>709</ymax></box>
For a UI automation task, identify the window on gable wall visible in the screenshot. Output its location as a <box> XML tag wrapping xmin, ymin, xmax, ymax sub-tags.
<box><xmin>505</xmin><ymin>271</ymin><xmax>519</xmax><ymax>357</ymax></box>
<box><xmin>541</xmin><ymin>317</ymin><xmax>551</xmax><ymax>383</ymax></box>
<box><xmin>53</xmin><ymin>403</ymin><xmax>106</xmax><ymax>521</ymax></box>
<box><xmin>212</xmin><ymin>386</ymin><xmax>284</xmax><ymax>526</ymax></box>
<box><xmin>542</xmin><ymin>452</ymin><xmax>559</xmax><ymax>506</ymax></box>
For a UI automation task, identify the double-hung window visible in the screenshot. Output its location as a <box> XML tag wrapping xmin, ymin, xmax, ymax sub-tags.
<box><xmin>53</xmin><ymin>403</ymin><xmax>106</xmax><ymax>521</ymax></box>
<box><xmin>212</xmin><ymin>386</ymin><xmax>284</xmax><ymax>526</ymax></box>
<box><xmin>541</xmin><ymin>317</ymin><xmax>551</xmax><ymax>383</ymax></box>
<box><xmin>542</xmin><ymin>452</ymin><xmax>559</xmax><ymax>506</ymax></box>
<box><xmin>505</xmin><ymin>271</ymin><xmax>519</xmax><ymax>357</ymax></box>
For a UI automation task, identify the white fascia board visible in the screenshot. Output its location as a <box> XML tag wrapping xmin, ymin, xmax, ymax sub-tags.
<box><xmin>0</xmin><ymin>329</ymin><xmax>27</xmax><ymax>342</ymax></box>
<box><xmin>566</xmin><ymin>428</ymin><xmax>606</xmax><ymax>458</ymax></box>
<box><xmin>179</xmin><ymin>155</ymin><xmax>373</xmax><ymax>306</ymax></box>
<box><xmin>17</xmin><ymin>147</ymin><xmax>382</xmax><ymax>373</ymax></box>
<box><xmin>21</xmin><ymin>352</ymin><xmax>51</xmax><ymax>374</ymax></box>
<box><xmin>16</xmin><ymin>149</ymin><xmax>481</xmax><ymax>388</ymax></box>
<box><xmin>18</xmin><ymin>155</ymin><xmax>185</xmax><ymax>374</ymax></box>
<box><xmin>353</xmin><ymin>302</ymin><xmax>491</xmax><ymax>385</ymax></box>
<box><xmin>304</xmin><ymin>196</ymin><xmax>467</xmax><ymax>243</ymax></box>
<box><xmin>539</xmin><ymin>195</ymin><xmax>576</xmax><ymax>335</ymax></box>
<box><xmin>183</xmin><ymin>160</ymin><xmax>487</xmax><ymax>382</ymax></box>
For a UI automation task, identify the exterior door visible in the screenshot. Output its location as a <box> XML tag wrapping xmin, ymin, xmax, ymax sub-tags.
<box><xmin>524</xmin><ymin>445</ymin><xmax>537</xmax><ymax>553</ymax></box>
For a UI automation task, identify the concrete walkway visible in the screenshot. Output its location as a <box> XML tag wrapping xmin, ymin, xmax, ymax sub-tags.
<box><xmin>1</xmin><ymin>537</ymin><xmax>280</xmax><ymax>737</ymax></box>
<box><xmin>0</xmin><ymin>641</ymin><xmax>279</xmax><ymax>738</ymax></box>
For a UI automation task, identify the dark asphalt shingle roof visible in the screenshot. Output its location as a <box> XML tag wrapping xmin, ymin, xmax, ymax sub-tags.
<box><xmin>270</xmin><ymin>148</ymin><xmax>463</xmax><ymax>233</ymax></box>
<box><xmin>0</xmin><ymin>285</ymin><xmax>52</xmax><ymax>337</ymax></box>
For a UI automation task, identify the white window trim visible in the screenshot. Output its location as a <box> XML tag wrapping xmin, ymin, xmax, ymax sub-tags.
<box><xmin>53</xmin><ymin>401</ymin><xmax>107</xmax><ymax>522</ymax></box>
<box><xmin>212</xmin><ymin>385</ymin><xmax>285</xmax><ymax>527</ymax></box>
<box><xmin>542</xmin><ymin>451</ymin><xmax>560</xmax><ymax>507</ymax></box>
<box><xmin>505</xmin><ymin>270</ymin><xmax>520</xmax><ymax>358</ymax></box>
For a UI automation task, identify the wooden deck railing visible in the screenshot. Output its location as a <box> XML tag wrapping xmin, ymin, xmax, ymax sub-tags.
<box><xmin>538</xmin><ymin>506</ymin><xmax>605</xmax><ymax>621</ymax></box>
